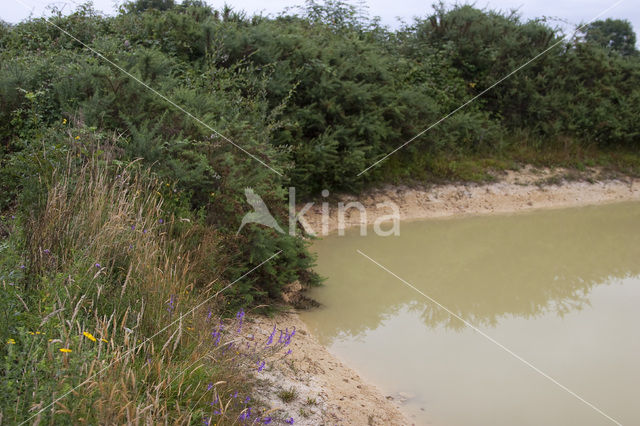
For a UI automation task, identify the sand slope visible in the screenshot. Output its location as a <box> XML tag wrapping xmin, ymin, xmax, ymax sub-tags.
<box><xmin>301</xmin><ymin>167</ymin><xmax>640</xmax><ymax>235</ymax></box>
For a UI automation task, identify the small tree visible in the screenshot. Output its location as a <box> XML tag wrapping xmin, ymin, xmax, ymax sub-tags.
<box><xmin>582</xmin><ymin>18</ymin><xmax>637</xmax><ymax>56</ymax></box>
<box><xmin>122</xmin><ymin>0</ymin><xmax>176</xmax><ymax>13</ymax></box>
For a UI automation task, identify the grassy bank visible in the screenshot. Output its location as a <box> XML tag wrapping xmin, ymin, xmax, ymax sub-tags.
<box><xmin>0</xmin><ymin>152</ymin><xmax>297</xmax><ymax>424</ymax></box>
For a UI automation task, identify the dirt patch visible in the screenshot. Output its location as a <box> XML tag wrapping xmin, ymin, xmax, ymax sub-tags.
<box><xmin>300</xmin><ymin>166</ymin><xmax>640</xmax><ymax>234</ymax></box>
<box><xmin>246</xmin><ymin>312</ymin><xmax>410</xmax><ymax>425</ymax></box>
<box><xmin>281</xmin><ymin>281</ymin><xmax>320</xmax><ymax>309</ymax></box>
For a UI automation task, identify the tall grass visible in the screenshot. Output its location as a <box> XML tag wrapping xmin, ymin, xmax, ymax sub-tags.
<box><xmin>0</xmin><ymin>154</ymin><xmax>291</xmax><ymax>424</ymax></box>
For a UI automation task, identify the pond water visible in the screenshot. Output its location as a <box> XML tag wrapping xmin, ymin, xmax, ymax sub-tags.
<box><xmin>299</xmin><ymin>202</ymin><xmax>640</xmax><ymax>426</ymax></box>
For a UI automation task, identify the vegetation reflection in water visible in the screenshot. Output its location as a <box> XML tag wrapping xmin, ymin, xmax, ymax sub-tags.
<box><xmin>301</xmin><ymin>202</ymin><xmax>640</xmax><ymax>426</ymax></box>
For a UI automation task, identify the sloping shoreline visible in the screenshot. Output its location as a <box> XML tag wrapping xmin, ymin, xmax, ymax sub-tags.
<box><xmin>248</xmin><ymin>312</ymin><xmax>409</xmax><ymax>425</ymax></box>
<box><xmin>300</xmin><ymin>167</ymin><xmax>640</xmax><ymax>235</ymax></box>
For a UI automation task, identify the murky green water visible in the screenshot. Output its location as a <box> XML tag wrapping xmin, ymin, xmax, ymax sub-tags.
<box><xmin>300</xmin><ymin>202</ymin><xmax>640</xmax><ymax>426</ymax></box>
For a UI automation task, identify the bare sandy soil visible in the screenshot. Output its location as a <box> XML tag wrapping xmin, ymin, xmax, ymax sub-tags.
<box><xmin>251</xmin><ymin>167</ymin><xmax>640</xmax><ymax>426</ymax></box>
<box><xmin>247</xmin><ymin>312</ymin><xmax>409</xmax><ymax>425</ymax></box>
<box><xmin>300</xmin><ymin>166</ymin><xmax>640</xmax><ymax>235</ymax></box>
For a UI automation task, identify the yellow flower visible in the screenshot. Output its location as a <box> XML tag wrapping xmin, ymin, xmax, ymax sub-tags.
<box><xmin>101</xmin><ymin>338</ymin><xmax>108</xmax><ymax>343</ymax></box>
<box><xmin>469</xmin><ymin>82</ymin><xmax>477</xmax><ymax>88</ymax></box>
<box><xmin>59</xmin><ymin>348</ymin><xmax>72</xmax><ymax>353</ymax></box>
<box><xmin>186</xmin><ymin>327</ymin><xmax>194</xmax><ymax>331</ymax></box>
<box><xmin>75</xmin><ymin>135</ymin><xmax>80</xmax><ymax>140</ymax></box>
<box><xmin>35</xmin><ymin>331</ymin><xmax>41</xmax><ymax>335</ymax></box>
<box><xmin>83</xmin><ymin>332</ymin><xmax>97</xmax><ymax>342</ymax></box>
<box><xmin>28</xmin><ymin>331</ymin><xmax>34</xmax><ymax>335</ymax></box>
<box><xmin>62</xmin><ymin>118</ymin><xmax>67</xmax><ymax>124</ymax></box>
<box><xmin>7</xmin><ymin>338</ymin><xmax>16</xmax><ymax>344</ymax></box>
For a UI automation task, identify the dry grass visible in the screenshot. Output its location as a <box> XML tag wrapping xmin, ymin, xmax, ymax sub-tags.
<box><xmin>0</xmin><ymin>156</ymin><xmax>268</xmax><ymax>424</ymax></box>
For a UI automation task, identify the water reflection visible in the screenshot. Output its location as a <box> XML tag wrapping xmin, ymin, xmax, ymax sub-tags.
<box><xmin>304</xmin><ymin>202</ymin><xmax>640</xmax><ymax>342</ymax></box>
<box><xmin>301</xmin><ymin>202</ymin><xmax>640</xmax><ymax>425</ymax></box>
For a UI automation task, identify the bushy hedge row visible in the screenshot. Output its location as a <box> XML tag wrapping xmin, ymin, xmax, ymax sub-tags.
<box><xmin>1</xmin><ymin>0</ymin><xmax>639</xmax><ymax>304</ymax></box>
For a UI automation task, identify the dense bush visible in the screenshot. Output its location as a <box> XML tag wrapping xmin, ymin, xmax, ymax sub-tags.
<box><xmin>410</xmin><ymin>4</ymin><xmax>640</xmax><ymax>146</ymax></box>
<box><xmin>2</xmin><ymin>1</ymin><xmax>639</xmax><ymax>197</ymax></box>
<box><xmin>0</xmin><ymin>0</ymin><xmax>638</xmax><ymax>308</ymax></box>
<box><xmin>0</xmin><ymin>0</ymin><xmax>638</xmax><ymax>305</ymax></box>
<box><xmin>0</xmin><ymin>3</ymin><xmax>321</xmax><ymax>308</ymax></box>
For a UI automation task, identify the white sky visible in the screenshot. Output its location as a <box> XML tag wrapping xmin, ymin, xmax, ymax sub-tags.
<box><xmin>2</xmin><ymin>0</ymin><xmax>638</xmax><ymax>43</ymax></box>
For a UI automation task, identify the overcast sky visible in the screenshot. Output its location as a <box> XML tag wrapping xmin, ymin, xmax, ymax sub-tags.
<box><xmin>3</xmin><ymin>0</ymin><xmax>638</xmax><ymax>42</ymax></box>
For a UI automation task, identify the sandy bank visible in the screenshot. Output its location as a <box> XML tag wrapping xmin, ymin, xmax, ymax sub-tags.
<box><xmin>247</xmin><ymin>312</ymin><xmax>409</xmax><ymax>425</ymax></box>
<box><xmin>301</xmin><ymin>166</ymin><xmax>640</xmax><ymax>234</ymax></box>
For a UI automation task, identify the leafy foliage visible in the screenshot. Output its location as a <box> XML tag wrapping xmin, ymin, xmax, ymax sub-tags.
<box><xmin>3</xmin><ymin>1</ymin><xmax>640</xmax><ymax>198</ymax></box>
<box><xmin>1</xmin><ymin>0</ymin><xmax>639</xmax><ymax>307</ymax></box>
<box><xmin>582</xmin><ymin>18</ymin><xmax>638</xmax><ymax>57</ymax></box>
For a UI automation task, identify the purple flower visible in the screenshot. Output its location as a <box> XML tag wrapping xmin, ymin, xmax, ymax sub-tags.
<box><xmin>266</xmin><ymin>325</ymin><xmax>276</xmax><ymax>346</ymax></box>
<box><xmin>43</xmin><ymin>249</ymin><xmax>50</xmax><ymax>254</ymax></box>
<box><xmin>11</xmin><ymin>215</ymin><xmax>15</xmax><ymax>220</ymax></box>
<box><xmin>285</xmin><ymin>417</ymin><xmax>295</xmax><ymax>424</ymax></box>
<box><xmin>207</xmin><ymin>382</ymin><xmax>213</xmax><ymax>391</ymax></box>
<box><xmin>211</xmin><ymin>331</ymin><xmax>222</xmax><ymax>346</ymax></box>
<box><xmin>262</xmin><ymin>417</ymin><xmax>272</xmax><ymax>425</ymax></box>
<box><xmin>236</xmin><ymin>308</ymin><xmax>244</xmax><ymax>333</ymax></box>
<box><xmin>285</xmin><ymin>349</ymin><xmax>292</xmax><ymax>356</ymax></box>
<box><xmin>212</xmin><ymin>323</ymin><xmax>223</xmax><ymax>345</ymax></box>
<box><xmin>203</xmin><ymin>416</ymin><xmax>210</xmax><ymax>426</ymax></box>
<box><xmin>167</xmin><ymin>295</ymin><xmax>175</xmax><ymax>313</ymax></box>
<box><xmin>131</xmin><ymin>225</ymin><xmax>135</xmax><ymax>230</ymax></box>
<box><xmin>244</xmin><ymin>396</ymin><xmax>251</xmax><ymax>403</ymax></box>
<box><xmin>158</xmin><ymin>219</ymin><xmax>164</xmax><ymax>224</ymax></box>
<box><xmin>232</xmin><ymin>391</ymin><xmax>238</xmax><ymax>398</ymax></box>
<box><xmin>257</xmin><ymin>361</ymin><xmax>265</xmax><ymax>372</ymax></box>
<box><xmin>239</xmin><ymin>407</ymin><xmax>252</xmax><ymax>421</ymax></box>
<box><xmin>19</xmin><ymin>265</ymin><xmax>25</xmax><ymax>269</ymax></box>
<box><xmin>143</xmin><ymin>229</ymin><xmax>147</xmax><ymax>234</ymax></box>
<box><xmin>284</xmin><ymin>327</ymin><xmax>296</xmax><ymax>346</ymax></box>
<box><xmin>95</xmin><ymin>263</ymin><xmax>101</xmax><ymax>268</ymax></box>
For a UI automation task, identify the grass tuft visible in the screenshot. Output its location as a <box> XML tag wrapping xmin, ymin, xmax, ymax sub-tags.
<box><xmin>277</xmin><ymin>387</ymin><xmax>298</xmax><ymax>403</ymax></box>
